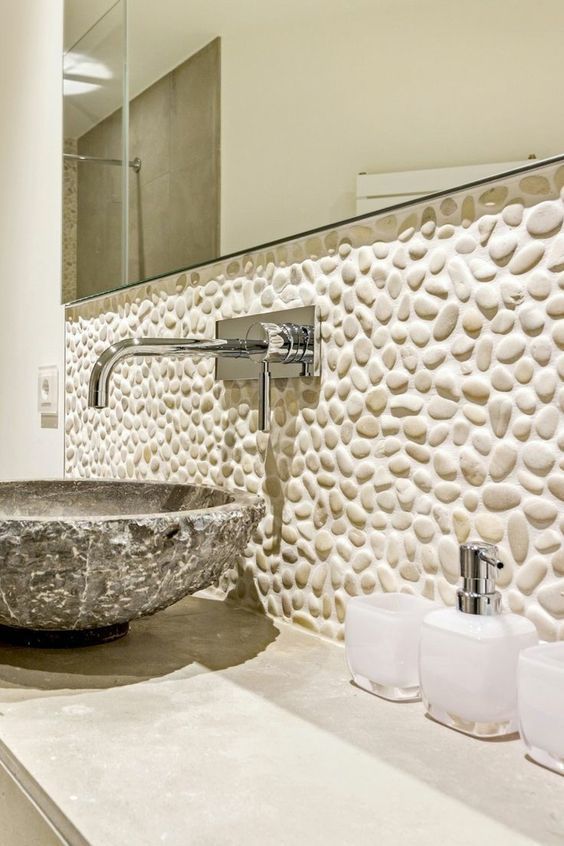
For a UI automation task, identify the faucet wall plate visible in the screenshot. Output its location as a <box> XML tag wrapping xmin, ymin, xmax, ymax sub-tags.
<box><xmin>215</xmin><ymin>306</ymin><xmax>320</xmax><ymax>382</ymax></box>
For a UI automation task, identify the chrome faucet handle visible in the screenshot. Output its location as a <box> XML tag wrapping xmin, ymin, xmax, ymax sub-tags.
<box><xmin>245</xmin><ymin>321</ymin><xmax>314</xmax><ymax>432</ymax></box>
<box><xmin>253</xmin><ymin>322</ymin><xmax>288</xmax><ymax>363</ymax></box>
<box><xmin>246</xmin><ymin>322</ymin><xmax>313</xmax><ymax>365</ymax></box>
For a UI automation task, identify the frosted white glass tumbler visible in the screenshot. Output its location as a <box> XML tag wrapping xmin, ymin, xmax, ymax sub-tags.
<box><xmin>345</xmin><ymin>593</ymin><xmax>436</xmax><ymax>701</ymax></box>
<box><xmin>518</xmin><ymin>643</ymin><xmax>564</xmax><ymax>776</ymax></box>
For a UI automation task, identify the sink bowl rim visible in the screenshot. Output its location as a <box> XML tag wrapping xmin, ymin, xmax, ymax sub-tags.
<box><xmin>0</xmin><ymin>478</ymin><xmax>265</xmax><ymax>524</ymax></box>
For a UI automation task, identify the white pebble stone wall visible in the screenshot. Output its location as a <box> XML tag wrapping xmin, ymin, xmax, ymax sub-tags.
<box><xmin>66</xmin><ymin>162</ymin><xmax>564</xmax><ymax>642</ymax></box>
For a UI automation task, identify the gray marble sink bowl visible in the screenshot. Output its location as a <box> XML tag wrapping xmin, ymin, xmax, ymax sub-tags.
<box><xmin>0</xmin><ymin>480</ymin><xmax>264</xmax><ymax>646</ymax></box>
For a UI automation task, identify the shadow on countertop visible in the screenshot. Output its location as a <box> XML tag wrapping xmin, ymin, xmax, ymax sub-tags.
<box><xmin>0</xmin><ymin>596</ymin><xmax>278</xmax><ymax>694</ymax></box>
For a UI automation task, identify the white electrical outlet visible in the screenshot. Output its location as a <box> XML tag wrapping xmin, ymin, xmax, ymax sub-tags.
<box><xmin>37</xmin><ymin>365</ymin><xmax>58</xmax><ymax>415</ymax></box>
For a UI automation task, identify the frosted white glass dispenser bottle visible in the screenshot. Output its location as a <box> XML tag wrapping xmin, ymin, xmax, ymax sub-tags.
<box><xmin>419</xmin><ymin>541</ymin><xmax>538</xmax><ymax>738</ymax></box>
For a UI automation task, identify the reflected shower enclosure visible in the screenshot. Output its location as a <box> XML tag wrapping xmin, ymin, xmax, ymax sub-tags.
<box><xmin>63</xmin><ymin>1</ymin><xmax>220</xmax><ymax>302</ymax></box>
<box><xmin>63</xmin><ymin>0</ymin><xmax>127</xmax><ymax>301</ymax></box>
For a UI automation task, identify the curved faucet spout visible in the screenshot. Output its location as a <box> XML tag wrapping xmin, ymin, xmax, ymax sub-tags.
<box><xmin>88</xmin><ymin>336</ymin><xmax>262</xmax><ymax>409</ymax></box>
<box><xmin>87</xmin><ymin>315</ymin><xmax>316</xmax><ymax>433</ymax></box>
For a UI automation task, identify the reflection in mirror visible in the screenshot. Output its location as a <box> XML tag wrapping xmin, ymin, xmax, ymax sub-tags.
<box><xmin>63</xmin><ymin>0</ymin><xmax>126</xmax><ymax>301</ymax></box>
<box><xmin>62</xmin><ymin>0</ymin><xmax>564</xmax><ymax>303</ymax></box>
<box><xmin>127</xmin><ymin>38</ymin><xmax>220</xmax><ymax>286</ymax></box>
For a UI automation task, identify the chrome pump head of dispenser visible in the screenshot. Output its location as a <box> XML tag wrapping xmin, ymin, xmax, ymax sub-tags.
<box><xmin>457</xmin><ymin>542</ymin><xmax>504</xmax><ymax>616</ymax></box>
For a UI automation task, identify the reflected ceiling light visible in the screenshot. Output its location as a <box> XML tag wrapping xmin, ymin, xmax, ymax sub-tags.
<box><xmin>64</xmin><ymin>52</ymin><xmax>113</xmax><ymax>82</ymax></box>
<box><xmin>64</xmin><ymin>79</ymin><xmax>102</xmax><ymax>97</ymax></box>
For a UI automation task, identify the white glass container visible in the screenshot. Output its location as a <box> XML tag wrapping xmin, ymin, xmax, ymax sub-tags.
<box><xmin>345</xmin><ymin>593</ymin><xmax>437</xmax><ymax>701</ymax></box>
<box><xmin>518</xmin><ymin>642</ymin><xmax>564</xmax><ymax>775</ymax></box>
<box><xmin>419</xmin><ymin>541</ymin><xmax>539</xmax><ymax>738</ymax></box>
<box><xmin>419</xmin><ymin>608</ymin><xmax>538</xmax><ymax>737</ymax></box>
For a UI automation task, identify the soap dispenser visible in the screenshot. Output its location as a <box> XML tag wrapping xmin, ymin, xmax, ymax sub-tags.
<box><xmin>419</xmin><ymin>541</ymin><xmax>538</xmax><ymax>738</ymax></box>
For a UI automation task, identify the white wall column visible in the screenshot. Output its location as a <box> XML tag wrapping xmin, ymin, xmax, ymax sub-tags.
<box><xmin>0</xmin><ymin>0</ymin><xmax>65</xmax><ymax>479</ymax></box>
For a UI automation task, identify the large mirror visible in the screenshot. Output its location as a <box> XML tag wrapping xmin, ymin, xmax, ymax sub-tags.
<box><xmin>63</xmin><ymin>0</ymin><xmax>564</xmax><ymax>302</ymax></box>
<box><xmin>63</xmin><ymin>0</ymin><xmax>127</xmax><ymax>302</ymax></box>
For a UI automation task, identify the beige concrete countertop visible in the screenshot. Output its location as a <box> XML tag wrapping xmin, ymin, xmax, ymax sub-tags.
<box><xmin>0</xmin><ymin>595</ymin><xmax>561</xmax><ymax>846</ymax></box>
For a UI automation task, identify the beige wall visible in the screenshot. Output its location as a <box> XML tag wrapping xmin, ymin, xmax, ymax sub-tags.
<box><xmin>66</xmin><ymin>158</ymin><xmax>564</xmax><ymax>644</ymax></box>
<box><xmin>121</xmin><ymin>0</ymin><xmax>564</xmax><ymax>257</ymax></box>
<box><xmin>219</xmin><ymin>0</ymin><xmax>564</xmax><ymax>253</ymax></box>
<box><xmin>0</xmin><ymin>0</ymin><xmax>64</xmax><ymax>480</ymax></box>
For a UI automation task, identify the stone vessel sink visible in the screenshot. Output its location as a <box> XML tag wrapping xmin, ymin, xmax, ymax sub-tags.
<box><xmin>0</xmin><ymin>480</ymin><xmax>264</xmax><ymax>647</ymax></box>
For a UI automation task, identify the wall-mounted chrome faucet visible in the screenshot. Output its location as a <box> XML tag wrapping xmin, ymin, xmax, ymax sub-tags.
<box><xmin>88</xmin><ymin>307</ymin><xmax>318</xmax><ymax>432</ymax></box>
